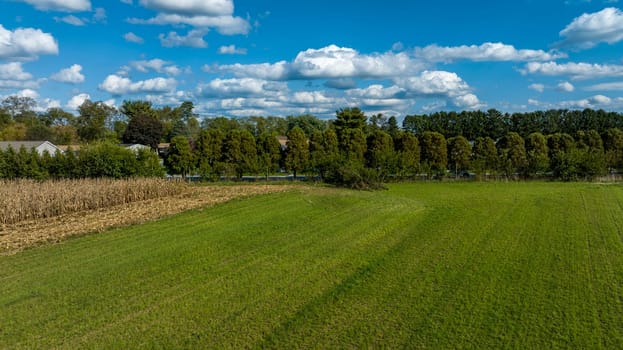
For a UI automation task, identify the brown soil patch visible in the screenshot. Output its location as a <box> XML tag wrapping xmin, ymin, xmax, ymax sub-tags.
<box><xmin>0</xmin><ymin>185</ymin><xmax>299</xmax><ymax>255</ymax></box>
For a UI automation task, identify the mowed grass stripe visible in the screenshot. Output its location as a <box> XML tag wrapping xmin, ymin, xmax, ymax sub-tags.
<box><xmin>257</xmin><ymin>184</ymin><xmax>531</xmax><ymax>348</ymax></box>
<box><xmin>0</xmin><ymin>188</ymin><xmax>426</xmax><ymax>349</ymax></box>
<box><xmin>70</xmin><ymin>191</ymin><xmax>424</xmax><ymax>348</ymax></box>
<box><xmin>1</xmin><ymin>183</ymin><xmax>623</xmax><ymax>348</ymax></box>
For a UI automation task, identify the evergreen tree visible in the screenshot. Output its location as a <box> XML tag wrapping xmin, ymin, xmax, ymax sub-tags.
<box><xmin>195</xmin><ymin>129</ymin><xmax>225</xmax><ymax>181</ymax></box>
<box><xmin>525</xmin><ymin>132</ymin><xmax>549</xmax><ymax>177</ymax></box>
<box><xmin>471</xmin><ymin>137</ymin><xmax>497</xmax><ymax>178</ymax></box>
<box><xmin>447</xmin><ymin>135</ymin><xmax>471</xmax><ymax>177</ymax></box>
<box><xmin>420</xmin><ymin>131</ymin><xmax>447</xmax><ymax>178</ymax></box>
<box><xmin>394</xmin><ymin>131</ymin><xmax>420</xmax><ymax>179</ymax></box>
<box><xmin>497</xmin><ymin>132</ymin><xmax>527</xmax><ymax>177</ymax></box>
<box><xmin>285</xmin><ymin>126</ymin><xmax>309</xmax><ymax>179</ymax></box>
<box><xmin>257</xmin><ymin>133</ymin><xmax>281</xmax><ymax>180</ymax></box>
<box><xmin>365</xmin><ymin>129</ymin><xmax>395</xmax><ymax>179</ymax></box>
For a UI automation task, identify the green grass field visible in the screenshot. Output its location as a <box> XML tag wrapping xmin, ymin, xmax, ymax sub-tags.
<box><xmin>2</xmin><ymin>182</ymin><xmax>623</xmax><ymax>349</ymax></box>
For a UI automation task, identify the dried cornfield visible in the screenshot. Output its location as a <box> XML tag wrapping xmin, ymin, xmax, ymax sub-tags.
<box><xmin>0</xmin><ymin>178</ymin><xmax>186</xmax><ymax>225</ymax></box>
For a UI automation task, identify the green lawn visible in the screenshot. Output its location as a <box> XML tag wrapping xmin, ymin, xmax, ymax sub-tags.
<box><xmin>2</xmin><ymin>182</ymin><xmax>623</xmax><ymax>349</ymax></box>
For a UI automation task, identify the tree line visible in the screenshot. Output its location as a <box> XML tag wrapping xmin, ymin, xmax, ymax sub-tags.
<box><xmin>2</xmin><ymin>95</ymin><xmax>623</xmax><ymax>186</ymax></box>
<box><xmin>0</xmin><ymin>142</ymin><xmax>163</xmax><ymax>180</ymax></box>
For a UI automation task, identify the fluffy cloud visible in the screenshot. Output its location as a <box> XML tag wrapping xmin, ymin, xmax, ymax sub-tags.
<box><xmin>123</xmin><ymin>32</ymin><xmax>144</xmax><ymax>44</ymax></box>
<box><xmin>529</xmin><ymin>83</ymin><xmax>545</xmax><ymax>93</ymax></box>
<box><xmin>51</xmin><ymin>64</ymin><xmax>85</xmax><ymax>84</ymax></box>
<box><xmin>129</xmin><ymin>0</ymin><xmax>249</xmax><ymax>35</ymax></box>
<box><xmin>0</xmin><ymin>25</ymin><xmax>59</xmax><ymax>60</ymax></box>
<box><xmin>199</xmin><ymin>45</ymin><xmax>488</xmax><ymax>114</ymax></box>
<box><xmin>291</xmin><ymin>91</ymin><xmax>337</xmax><ymax>105</ymax></box>
<box><xmin>139</xmin><ymin>0</ymin><xmax>233</xmax><ymax>16</ymax></box>
<box><xmin>197</xmin><ymin>77</ymin><xmax>287</xmax><ymax>98</ymax></box>
<box><xmin>66</xmin><ymin>93</ymin><xmax>90</xmax><ymax>110</ymax></box>
<box><xmin>395</xmin><ymin>70</ymin><xmax>469</xmax><ymax>95</ymax></box>
<box><xmin>159</xmin><ymin>29</ymin><xmax>208</xmax><ymax>48</ymax></box>
<box><xmin>16</xmin><ymin>88</ymin><xmax>38</xmax><ymax>99</ymax></box>
<box><xmin>522</xmin><ymin>61</ymin><xmax>623</xmax><ymax>80</ymax></box>
<box><xmin>0</xmin><ymin>62</ymin><xmax>33</xmax><ymax>81</ymax></box>
<box><xmin>0</xmin><ymin>62</ymin><xmax>40</xmax><ymax>89</ymax></box>
<box><xmin>99</xmin><ymin>74</ymin><xmax>177</xmax><ymax>95</ymax></box>
<box><xmin>130</xmin><ymin>59</ymin><xmax>181</xmax><ymax>75</ymax></box>
<box><xmin>345</xmin><ymin>85</ymin><xmax>409</xmax><ymax>108</ymax></box>
<box><xmin>17</xmin><ymin>0</ymin><xmax>91</xmax><ymax>12</ymax></box>
<box><xmin>205</xmin><ymin>61</ymin><xmax>290</xmax><ymax>80</ymax></box>
<box><xmin>416</xmin><ymin>42</ymin><xmax>565</xmax><ymax>63</ymax></box>
<box><xmin>292</xmin><ymin>45</ymin><xmax>421</xmax><ymax>79</ymax></box>
<box><xmin>218</xmin><ymin>44</ymin><xmax>247</xmax><ymax>55</ymax></box>
<box><xmin>586</xmin><ymin>81</ymin><xmax>623</xmax><ymax>91</ymax></box>
<box><xmin>209</xmin><ymin>45</ymin><xmax>424</xmax><ymax>81</ymax></box>
<box><xmin>559</xmin><ymin>7</ymin><xmax>623</xmax><ymax>49</ymax></box>
<box><xmin>346</xmin><ymin>84</ymin><xmax>404</xmax><ymax>99</ymax></box>
<box><xmin>54</xmin><ymin>15</ymin><xmax>85</xmax><ymax>26</ymax></box>
<box><xmin>557</xmin><ymin>81</ymin><xmax>575</xmax><ymax>92</ymax></box>
<box><xmin>529</xmin><ymin>95</ymin><xmax>623</xmax><ymax>109</ymax></box>
<box><xmin>395</xmin><ymin>70</ymin><xmax>483</xmax><ymax>109</ymax></box>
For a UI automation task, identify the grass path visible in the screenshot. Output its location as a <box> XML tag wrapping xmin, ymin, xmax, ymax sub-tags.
<box><xmin>1</xmin><ymin>183</ymin><xmax>623</xmax><ymax>348</ymax></box>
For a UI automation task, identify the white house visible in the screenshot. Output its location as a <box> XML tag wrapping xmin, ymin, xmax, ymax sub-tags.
<box><xmin>0</xmin><ymin>141</ymin><xmax>62</xmax><ymax>156</ymax></box>
<box><xmin>120</xmin><ymin>143</ymin><xmax>152</xmax><ymax>154</ymax></box>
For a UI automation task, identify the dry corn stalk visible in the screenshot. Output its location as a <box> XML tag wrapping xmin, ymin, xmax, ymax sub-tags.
<box><xmin>0</xmin><ymin>178</ymin><xmax>186</xmax><ymax>225</ymax></box>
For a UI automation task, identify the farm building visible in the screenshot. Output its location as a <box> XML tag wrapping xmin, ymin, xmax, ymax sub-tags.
<box><xmin>121</xmin><ymin>144</ymin><xmax>152</xmax><ymax>154</ymax></box>
<box><xmin>0</xmin><ymin>141</ymin><xmax>62</xmax><ymax>156</ymax></box>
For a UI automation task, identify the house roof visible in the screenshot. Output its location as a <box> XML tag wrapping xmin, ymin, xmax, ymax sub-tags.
<box><xmin>0</xmin><ymin>141</ymin><xmax>58</xmax><ymax>152</ymax></box>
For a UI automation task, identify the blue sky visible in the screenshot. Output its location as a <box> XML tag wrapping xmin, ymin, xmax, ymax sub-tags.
<box><xmin>1</xmin><ymin>0</ymin><xmax>623</xmax><ymax>119</ymax></box>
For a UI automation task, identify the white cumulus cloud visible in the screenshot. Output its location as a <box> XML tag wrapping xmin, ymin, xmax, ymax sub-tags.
<box><xmin>205</xmin><ymin>61</ymin><xmax>290</xmax><ymax>80</ymax></box>
<box><xmin>528</xmin><ymin>95</ymin><xmax>623</xmax><ymax>110</ymax></box>
<box><xmin>54</xmin><ymin>15</ymin><xmax>85</xmax><ymax>26</ymax></box>
<box><xmin>557</xmin><ymin>81</ymin><xmax>575</xmax><ymax>92</ymax></box>
<box><xmin>139</xmin><ymin>0</ymin><xmax>233</xmax><ymax>16</ymax></box>
<box><xmin>218</xmin><ymin>44</ymin><xmax>247</xmax><ymax>55</ymax></box>
<box><xmin>416</xmin><ymin>42</ymin><xmax>565</xmax><ymax>63</ymax></box>
<box><xmin>66</xmin><ymin>93</ymin><xmax>90</xmax><ymax>110</ymax></box>
<box><xmin>159</xmin><ymin>29</ymin><xmax>208</xmax><ymax>48</ymax></box>
<box><xmin>130</xmin><ymin>59</ymin><xmax>181</xmax><ymax>75</ymax></box>
<box><xmin>123</xmin><ymin>32</ymin><xmax>144</xmax><ymax>44</ymax></box>
<box><xmin>559</xmin><ymin>7</ymin><xmax>623</xmax><ymax>49</ymax></box>
<box><xmin>129</xmin><ymin>0</ymin><xmax>249</xmax><ymax>35</ymax></box>
<box><xmin>17</xmin><ymin>0</ymin><xmax>91</xmax><ymax>12</ymax></box>
<box><xmin>395</xmin><ymin>70</ymin><xmax>483</xmax><ymax>109</ymax></box>
<box><xmin>529</xmin><ymin>83</ymin><xmax>545</xmax><ymax>93</ymax></box>
<box><xmin>16</xmin><ymin>88</ymin><xmax>38</xmax><ymax>99</ymax></box>
<box><xmin>292</xmin><ymin>45</ymin><xmax>420</xmax><ymax>79</ymax></box>
<box><xmin>197</xmin><ymin>77</ymin><xmax>287</xmax><ymax>98</ymax></box>
<box><xmin>51</xmin><ymin>64</ymin><xmax>85</xmax><ymax>83</ymax></box>
<box><xmin>522</xmin><ymin>61</ymin><xmax>623</xmax><ymax>80</ymax></box>
<box><xmin>209</xmin><ymin>45</ymin><xmax>424</xmax><ymax>81</ymax></box>
<box><xmin>0</xmin><ymin>25</ymin><xmax>59</xmax><ymax>60</ymax></box>
<box><xmin>586</xmin><ymin>81</ymin><xmax>623</xmax><ymax>91</ymax></box>
<box><xmin>99</xmin><ymin>74</ymin><xmax>177</xmax><ymax>95</ymax></box>
<box><xmin>0</xmin><ymin>62</ymin><xmax>33</xmax><ymax>81</ymax></box>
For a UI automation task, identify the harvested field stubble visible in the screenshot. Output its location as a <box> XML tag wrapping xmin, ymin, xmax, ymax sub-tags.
<box><xmin>0</xmin><ymin>180</ymin><xmax>296</xmax><ymax>254</ymax></box>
